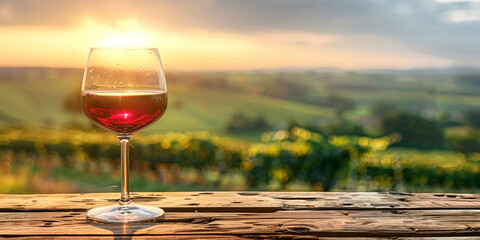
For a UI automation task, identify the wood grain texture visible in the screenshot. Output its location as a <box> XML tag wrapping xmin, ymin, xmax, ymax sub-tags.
<box><xmin>0</xmin><ymin>237</ymin><xmax>250</xmax><ymax>240</ymax></box>
<box><xmin>1</xmin><ymin>192</ymin><xmax>479</xmax><ymax>212</ymax></box>
<box><xmin>5</xmin><ymin>238</ymin><xmax>480</xmax><ymax>240</ymax></box>
<box><xmin>3</xmin><ymin>210</ymin><xmax>480</xmax><ymax>237</ymax></box>
<box><xmin>1</xmin><ymin>192</ymin><xmax>480</xmax><ymax>239</ymax></box>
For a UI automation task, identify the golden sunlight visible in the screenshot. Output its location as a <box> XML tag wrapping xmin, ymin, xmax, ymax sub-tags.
<box><xmin>98</xmin><ymin>32</ymin><xmax>151</xmax><ymax>47</ymax></box>
<box><xmin>0</xmin><ymin>16</ymin><xmax>451</xmax><ymax>70</ymax></box>
<box><xmin>96</xmin><ymin>18</ymin><xmax>153</xmax><ymax>47</ymax></box>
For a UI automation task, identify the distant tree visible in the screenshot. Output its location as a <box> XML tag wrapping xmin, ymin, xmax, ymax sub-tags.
<box><xmin>323</xmin><ymin>95</ymin><xmax>355</xmax><ymax>119</ymax></box>
<box><xmin>370</xmin><ymin>102</ymin><xmax>400</xmax><ymax>117</ymax></box>
<box><xmin>226</xmin><ymin>112</ymin><xmax>271</xmax><ymax>132</ymax></box>
<box><xmin>253</xmin><ymin>116</ymin><xmax>270</xmax><ymax>131</ymax></box>
<box><xmin>380</xmin><ymin>110</ymin><xmax>445</xmax><ymax>149</ymax></box>
<box><xmin>438</xmin><ymin>111</ymin><xmax>462</xmax><ymax>128</ymax></box>
<box><xmin>463</xmin><ymin>108</ymin><xmax>480</xmax><ymax>129</ymax></box>
<box><xmin>226</xmin><ymin>113</ymin><xmax>249</xmax><ymax>132</ymax></box>
<box><xmin>447</xmin><ymin>132</ymin><xmax>480</xmax><ymax>154</ymax></box>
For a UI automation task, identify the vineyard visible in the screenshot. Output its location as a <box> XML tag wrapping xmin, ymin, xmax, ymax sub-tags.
<box><xmin>1</xmin><ymin>127</ymin><xmax>478</xmax><ymax>193</ymax></box>
<box><xmin>359</xmin><ymin>149</ymin><xmax>480</xmax><ymax>192</ymax></box>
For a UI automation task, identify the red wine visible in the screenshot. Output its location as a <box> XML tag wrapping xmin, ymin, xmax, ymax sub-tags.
<box><xmin>82</xmin><ymin>90</ymin><xmax>167</xmax><ymax>134</ymax></box>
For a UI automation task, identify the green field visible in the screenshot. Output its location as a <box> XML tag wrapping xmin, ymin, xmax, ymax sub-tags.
<box><xmin>0</xmin><ymin>69</ymin><xmax>338</xmax><ymax>137</ymax></box>
<box><xmin>0</xmin><ymin>68</ymin><xmax>479</xmax><ymax>139</ymax></box>
<box><xmin>1</xmin><ymin>67</ymin><xmax>480</xmax><ymax>193</ymax></box>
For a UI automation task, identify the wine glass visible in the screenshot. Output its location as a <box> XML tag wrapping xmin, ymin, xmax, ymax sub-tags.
<box><xmin>81</xmin><ymin>47</ymin><xmax>168</xmax><ymax>223</ymax></box>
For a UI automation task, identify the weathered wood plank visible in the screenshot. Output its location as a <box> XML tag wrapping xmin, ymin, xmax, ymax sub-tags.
<box><xmin>2</xmin><ymin>210</ymin><xmax>480</xmax><ymax>237</ymax></box>
<box><xmin>2</xmin><ymin>209</ymin><xmax>480</xmax><ymax>222</ymax></box>
<box><xmin>0</xmin><ymin>236</ymin><xmax>251</xmax><ymax>240</ymax></box>
<box><xmin>1</xmin><ymin>192</ymin><xmax>480</xmax><ymax>238</ymax></box>
<box><xmin>1</xmin><ymin>192</ymin><xmax>479</xmax><ymax>212</ymax></box>
<box><xmin>3</xmin><ymin>238</ymin><xmax>480</xmax><ymax>240</ymax></box>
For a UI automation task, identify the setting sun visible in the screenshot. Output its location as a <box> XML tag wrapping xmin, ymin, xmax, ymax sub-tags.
<box><xmin>98</xmin><ymin>32</ymin><xmax>151</xmax><ymax>47</ymax></box>
<box><xmin>0</xmin><ymin>1</ymin><xmax>456</xmax><ymax>71</ymax></box>
<box><xmin>95</xmin><ymin>18</ymin><xmax>153</xmax><ymax>47</ymax></box>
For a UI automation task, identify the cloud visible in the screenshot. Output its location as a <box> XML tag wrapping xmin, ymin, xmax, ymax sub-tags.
<box><xmin>1</xmin><ymin>0</ymin><xmax>479</xmax><ymax>66</ymax></box>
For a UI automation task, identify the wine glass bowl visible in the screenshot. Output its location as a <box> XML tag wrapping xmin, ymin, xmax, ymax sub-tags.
<box><xmin>82</xmin><ymin>48</ymin><xmax>167</xmax><ymax>136</ymax></box>
<box><xmin>81</xmin><ymin>47</ymin><xmax>167</xmax><ymax>223</ymax></box>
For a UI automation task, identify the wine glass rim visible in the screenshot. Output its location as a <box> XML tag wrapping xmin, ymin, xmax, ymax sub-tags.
<box><xmin>90</xmin><ymin>47</ymin><xmax>158</xmax><ymax>51</ymax></box>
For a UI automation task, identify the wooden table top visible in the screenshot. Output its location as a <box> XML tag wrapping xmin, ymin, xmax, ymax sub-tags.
<box><xmin>1</xmin><ymin>191</ymin><xmax>480</xmax><ymax>239</ymax></box>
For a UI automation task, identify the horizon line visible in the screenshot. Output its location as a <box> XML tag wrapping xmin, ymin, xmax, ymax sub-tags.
<box><xmin>0</xmin><ymin>65</ymin><xmax>479</xmax><ymax>72</ymax></box>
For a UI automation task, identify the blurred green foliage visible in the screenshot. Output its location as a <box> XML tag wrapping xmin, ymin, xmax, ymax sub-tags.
<box><xmin>1</xmin><ymin>68</ymin><xmax>480</xmax><ymax>193</ymax></box>
<box><xmin>0</xmin><ymin>127</ymin><xmax>393</xmax><ymax>192</ymax></box>
<box><xmin>463</xmin><ymin>108</ymin><xmax>480</xmax><ymax>129</ymax></box>
<box><xmin>359</xmin><ymin>149</ymin><xmax>480</xmax><ymax>191</ymax></box>
<box><xmin>0</xmin><ymin>126</ymin><xmax>479</xmax><ymax>193</ymax></box>
<box><xmin>447</xmin><ymin>131</ymin><xmax>480</xmax><ymax>154</ymax></box>
<box><xmin>380</xmin><ymin>111</ymin><xmax>445</xmax><ymax>149</ymax></box>
<box><xmin>226</xmin><ymin>112</ymin><xmax>271</xmax><ymax>132</ymax></box>
<box><xmin>321</xmin><ymin>95</ymin><xmax>355</xmax><ymax>119</ymax></box>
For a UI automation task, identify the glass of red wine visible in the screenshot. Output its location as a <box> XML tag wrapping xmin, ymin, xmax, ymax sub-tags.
<box><xmin>81</xmin><ymin>47</ymin><xmax>167</xmax><ymax>223</ymax></box>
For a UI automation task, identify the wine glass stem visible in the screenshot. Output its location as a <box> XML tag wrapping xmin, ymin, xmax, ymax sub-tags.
<box><xmin>119</xmin><ymin>136</ymin><xmax>132</xmax><ymax>205</ymax></box>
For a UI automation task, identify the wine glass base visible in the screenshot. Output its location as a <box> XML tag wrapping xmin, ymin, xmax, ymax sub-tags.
<box><xmin>87</xmin><ymin>203</ymin><xmax>164</xmax><ymax>224</ymax></box>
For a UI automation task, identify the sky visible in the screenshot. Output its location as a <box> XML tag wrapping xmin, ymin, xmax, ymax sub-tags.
<box><xmin>0</xmin><ymin>0</ymin><xmax>479</xmax><ymax>70</ymax></box>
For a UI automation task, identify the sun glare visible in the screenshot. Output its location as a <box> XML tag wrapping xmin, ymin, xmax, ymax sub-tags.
<box><xmin>96</xmin><ymin>18</ymin><xmax>153</xmax><ymax>47</ymax></box>
<box><xmin>0</xmin><ymin>15</ymin><xmax>453</xmax><ymax>69</ymax></box>
<box><xmin>97</xmin><ymin>32</ymin><xmax>152</xmax><ymax>47</ymax></box>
